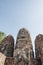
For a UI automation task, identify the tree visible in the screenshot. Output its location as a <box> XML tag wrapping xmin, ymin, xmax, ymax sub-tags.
<box><xmin>0</xmin><ymin>32</ymin><xmax>6</xmax><ymax>43</ymax></box>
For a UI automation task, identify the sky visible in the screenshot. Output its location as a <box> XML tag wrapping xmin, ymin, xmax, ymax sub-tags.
<box><xmin>0</xmin><ymin>0</ymin><xmax>43</xmax><ymax>50</ymax></box>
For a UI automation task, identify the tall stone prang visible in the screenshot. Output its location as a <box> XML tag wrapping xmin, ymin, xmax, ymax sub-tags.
<box><xmin>16</xmin><ymin>28</ymin><xmax>32</xmax><ymax>49</ymax></box>
<box><xmin>35</xmin><ymin>34</ymin><xmax>43</xmax><ymax>65</ymax></box>
<box><xmin>14</xmin><ymin>28</ymin><xmax>34</xmax><ymax>65</ymax></box>
<box><xmin>0</xmin><ymin>35</ymin><xmax>14</xmax><ymax>57</ymax></box>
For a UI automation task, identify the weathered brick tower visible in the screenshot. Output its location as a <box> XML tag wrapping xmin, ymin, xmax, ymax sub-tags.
<box><xmin>35</xmin><ymin>34</ymin><xmax>43</xmax><ymax>65</ymax></box>
<box><xmin>14</xmin><ymin>28</ymin><xmax>34</xmax><ymax>65</ymax></box>
<box><xmin>1</xmin><ymin>35</ymin><xmax>14</xmax><ymax>57</ymax></box>
<box><xmin>0</xmin><ymin>35</ymin><xmax>14</xmax><ymax>65</ymax></box>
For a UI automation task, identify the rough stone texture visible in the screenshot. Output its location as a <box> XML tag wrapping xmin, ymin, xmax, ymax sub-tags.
<box><xmin>0</xmin><ymin>35</ymin><xmax>14</xmax><ymax>57</ymax></box>
<box><xmin>16</xmin><ymin>28</ymin><xmax>32</xmax><ymax>49</ymax></box>
<box><xmin>4</xmin><ymin>57</ymin><xmax>14</xmax><ymax>65</ymax></box>
<box><xmin>1</xmin><ymin>28</ymin><xmax>43</xmax><ymax>65</ymax></box>
<box><xmin>14</xmin><ymin>28</ymin><xmax>34</xmax><ymax>65</ymax></box>
<box><xmin>17</xmin><ymin>60</ymin><xmax>25</xmax><ymax>65</ymax></box>
<box><xmin>31</xmin><ymin>59</ymin><xmax>41</xmax><ymax>65</ymax></box>
<box><xmin>35</xmin><ymin>34</ymin><xmax>43</xmax><ymax>65</ymax></box>
<box><xmin>0</xmin><ymin>52</ymin><xmax>6</xmax><ymax>65</ymax></box>
<box><xmin>5</xmin><ymin>58</ymin><xmax>40</xmax><ymax>65</ymax></box>
<box><xmin>5</xmin><ymin>57</ymin><xmax>28</xmax><ymax>65</ymax></box>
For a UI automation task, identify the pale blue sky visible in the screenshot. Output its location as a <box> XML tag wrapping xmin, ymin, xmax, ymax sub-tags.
<box><xmin>0</xmin><ymin>0</ymin><xmax>43</xmax><ymax>49</ymax></box>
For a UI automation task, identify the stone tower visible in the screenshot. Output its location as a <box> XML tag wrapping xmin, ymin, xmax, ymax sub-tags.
<box><xmin>16</xmin><ymin>28</ymin><xmax>32</xmax><ymax>49</ymax></box>
<box><xmin>0</xmin><ymin>35</ymin><xmax>14</xmax><ymax>57</ymax></box>
<box><xmin>35</xmin><ymin>34</ymin><xmax>43</xmax><ymax>65</ymax></box>
<box><xmin>14</xmin><ymin>28</ymin><xmax>34</xmax><ymax>65</ymax></box>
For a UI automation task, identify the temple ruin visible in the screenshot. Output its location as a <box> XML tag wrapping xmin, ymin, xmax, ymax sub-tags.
<box><xmin>0</xmin><ymin>28</ymin><xmax>43</xmax><ymax>65</ymax></box>
<box><xmin>35</xmin><ymin>34</ymin><xmax>43</xmax><ymax>65</ymax></box>
<box><xmin>14</xmin><ymin>28</ymin><xmax>34</xmax><ymax>65</ymax></box>
<box><xmin>0</xmin><ymin>35</ymin><xmax>14</xmax><ymax>57</ymax></box>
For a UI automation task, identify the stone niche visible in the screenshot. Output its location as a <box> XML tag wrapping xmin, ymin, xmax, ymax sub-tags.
<box><xmin>14</xmin><ymin>28</ymin><xmax>34</xmax><ymax>65</ymax></box>
<box><xmin>35</xmin><ymin>34</ymin><xmax>43</xmax><ymax>65</ymax></box>
<box><xmin>0</xmin><ymin>35</ymin><xmax>14</xmax><ymax>57</ymax></box>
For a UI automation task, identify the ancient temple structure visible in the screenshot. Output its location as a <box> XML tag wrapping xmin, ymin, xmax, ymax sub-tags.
<box><xmin>0</xmin><ymin>35</ymin><xmax>14</xmax><ymax>57</ymax></box>
<box><xmin>0</xmin><ymin>35</ymin><xmax>14</xmax><ymax>65</ymax></box>
<box><xmin>35</xmin><ymin>34</ymin><xmax>43</xmax><ymax>65</ymax></box>
<box><xmin>16</xmin><ymin>28</ymin><xmax>32</xmax><ymax>49</ymax></box>
<box><xmin>14</xmin><ymin>28</ymin><xmax>34</xmax><ymax>65</ymax></box>
<box><xmin>1</xmin><ymin>28</ymin><xmax>43</xmax><ymax>65</ymax></box>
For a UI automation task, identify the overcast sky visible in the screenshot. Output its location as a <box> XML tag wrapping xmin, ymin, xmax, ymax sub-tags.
<box><xmin>0</xmin><ymin>0</ymin><xmax>43</xmax><ymax>50</ymax></box>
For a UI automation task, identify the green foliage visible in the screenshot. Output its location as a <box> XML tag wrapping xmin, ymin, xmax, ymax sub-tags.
<box><xmin>0</xmin><ymin>32</ymin><xmax>6</xmax><ymax>42</ymax></box>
